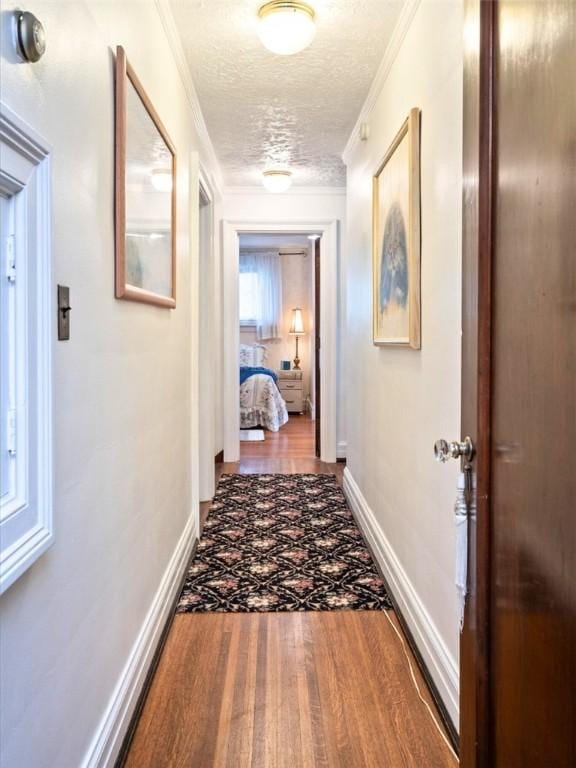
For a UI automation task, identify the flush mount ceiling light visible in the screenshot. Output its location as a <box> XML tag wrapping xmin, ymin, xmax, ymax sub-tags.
<box><xmin>257</xmin><ymin>1</ymin><xmax>316</xmax><ymax>56</ymax></box>
<box><xmin>307</xmin><ymin>234</ymin><xmax>320</xmax><ymax>241</ymax></box>
<box><xmin>262</xmin><ymin>169</ymin><xmax>293</xmax><ymax>193</ymax></box>
<box><xmin>150</xmin><ymin>168</ymin><xmax>172</xmax><ymax>192</ymax></box>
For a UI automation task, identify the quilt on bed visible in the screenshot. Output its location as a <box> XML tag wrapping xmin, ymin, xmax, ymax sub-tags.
<box><xmin>240</xmin><ymin>371</ymin><xmax>288</xmax><ymax>432</ymax></box>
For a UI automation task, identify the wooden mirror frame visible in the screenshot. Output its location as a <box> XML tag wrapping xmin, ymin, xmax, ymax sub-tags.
<box><xmin>115</xmin><ymin>46</ymin><xmax>177</xmax><ymax>308</ymax></box>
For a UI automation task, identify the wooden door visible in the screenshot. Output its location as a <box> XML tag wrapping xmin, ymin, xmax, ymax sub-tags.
<box><xmin>315</xmin><ymin>238</ymin><xmax>321</xmax><ymax>458</ymax></box>
<box><xmin>460</xmin><ymin>1</ymin><xmax>576</xmax><ymax>766</ymax></box>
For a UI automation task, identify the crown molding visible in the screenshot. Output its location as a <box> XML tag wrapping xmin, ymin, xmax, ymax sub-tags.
<box><xmin>223</xmin><ymin>185</ymin><xmax>347</xmax><ymax>197</ymax></box>
<box><xmin>154</xmin><ymin>0</ymin><xmax>224</xmax><ymax>198</ymax></box>
<box><xmin>341</xmin><ymin>0</ymin><xmax>421</xmax><ymax>165</ymax></box>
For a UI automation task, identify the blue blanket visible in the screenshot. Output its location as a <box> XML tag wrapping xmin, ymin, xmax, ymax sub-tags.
<box><xmin>240</xmin><ymin>366</ymin><xmax>278</xmax><ymax>386</ymax></box>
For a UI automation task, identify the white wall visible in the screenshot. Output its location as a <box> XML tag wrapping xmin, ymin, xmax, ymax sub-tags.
<box><xmin>222</xmin><ymin>189</ymin><xmax>346</xmax><ymax>451</ymax></box>
<box><xmin>343</xmin><ymin>0</ymin><xmax>463</xmax><ymax>723</ymax></box>
<box><xmin>0</xmin><ymin>2</ymin><xmax>220</xmax><ymax>766</ymax></box>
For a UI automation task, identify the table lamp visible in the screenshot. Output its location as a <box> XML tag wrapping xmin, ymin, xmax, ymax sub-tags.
<box><xmin>289</xmin><ymin>307</ymin><xmax>305</xmax><ymax>370</ymax></box>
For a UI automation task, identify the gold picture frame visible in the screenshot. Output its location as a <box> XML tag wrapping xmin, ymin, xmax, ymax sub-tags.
<box><xmin>115</xmin><ymin>46</ymin><xmax>177</xmax><ymax>308</ymax></box>
<box><xmin>372</xmin><ymin>107</ymin><xmax>421</xmax><ymax>347</ymax></box>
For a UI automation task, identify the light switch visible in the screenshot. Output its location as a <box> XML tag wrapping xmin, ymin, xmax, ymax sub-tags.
<box><xmin>57</xmin><ymin>285</ymin><xmax>71</xmax><ymax>340</ymax></box>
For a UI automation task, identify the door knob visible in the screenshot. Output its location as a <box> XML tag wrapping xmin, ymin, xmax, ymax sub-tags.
<box><xmin>434</xmin><ymin>436</ymin><xmax>474</xmax><ymax>463</ymax></box>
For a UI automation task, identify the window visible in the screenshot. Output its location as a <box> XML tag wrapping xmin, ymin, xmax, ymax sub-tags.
<box><xmin>239</xmin><ymin>252</ymin><xmax>282</xmax><ymax>340</ymax></box>
<box><xmin>0</xmin><ymin>194</ymin><xmax>20</xmax><ymax>517</ymax></box>
<box><xmin>239</xmin><ymin>271</ymin><xmax>259</xmax><ymax>325</ymax></box>
<box><xmin>0</xmin><ymin>103</ymin><xmax>53</xmax><ymax>593</ymax></box>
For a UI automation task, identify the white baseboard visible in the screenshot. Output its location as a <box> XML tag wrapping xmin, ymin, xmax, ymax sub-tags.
<box><xmin>336</xmin><ymin>440</ymin><xmax>347</xmax><ymax>460</ymax></box>
<box><xmin>81</xmin><ymin>513</ymin><xmax>198</xmax><ymax>768</ymax></box>
<box><xmin>308</xmin><ymin>400</ymin><xmax>315</xmax><ymax>420</ymax></box>
<box><xmin>343</xmin><ymin>467</ymin><xmax>459</xmax><ymax>727</ymax></box>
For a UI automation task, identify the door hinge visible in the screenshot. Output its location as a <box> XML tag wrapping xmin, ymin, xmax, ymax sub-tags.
<box><xmin>6</xmin><ymin>234</ymin><xmax>16</xmax><ymax>282</ymax></box>
<box><xmin>6</xmin><ymin>408</ymin><xmax>16</xmax><ymax>456</ymax></box>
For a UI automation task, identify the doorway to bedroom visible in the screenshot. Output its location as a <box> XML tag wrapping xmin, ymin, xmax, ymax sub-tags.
<box><xmin>238</xmin><ymin>233</ymin><xmax>320</xmax><ymax>460</ymax></box>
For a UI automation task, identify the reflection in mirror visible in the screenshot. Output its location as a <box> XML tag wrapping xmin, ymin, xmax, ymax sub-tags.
<box><xmin>115</xmin><ymin>46</ymin><xmax>176</xmax><ymax>308</ymax></box>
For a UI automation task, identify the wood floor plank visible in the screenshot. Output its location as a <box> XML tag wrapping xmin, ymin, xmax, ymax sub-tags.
<box><xmin>239</xmin><ymin>415</ymin><xmax>317</xmax><ymax>460</ymax></box>
<box><xmin>124</xmin><ymin>419</ymin><xmax>456</xmax><ymax>768</ymax></box>
<box><xmin>124</xmin><ymin>613</ymin><xmax>456</xmax><ymax>768</ymax></box>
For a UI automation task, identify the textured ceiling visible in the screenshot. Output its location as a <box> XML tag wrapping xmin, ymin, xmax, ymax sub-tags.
<box><xmin>169</xmin><ymin>0</ymin><xmax>405</xmax><ymax>187</ymax></box>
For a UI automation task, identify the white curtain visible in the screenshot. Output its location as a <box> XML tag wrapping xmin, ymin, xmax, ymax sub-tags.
<box><xmin>240</xmin><ymin>251</ymin><xmax>283</xmax><ymax>341</ymax></box>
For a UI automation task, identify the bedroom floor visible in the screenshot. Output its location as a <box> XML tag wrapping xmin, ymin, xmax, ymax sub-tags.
<box><xmin>121</xmin><ymin>419</ymin><xmax>457</xmax><ymax>767</ymax></box>
<box><xmin>240</xmin><ymin>413</ymin><xmax>316</xmax><ymax>460</ymax></box>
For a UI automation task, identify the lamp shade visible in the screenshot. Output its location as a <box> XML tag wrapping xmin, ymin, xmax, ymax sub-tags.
<box><xmin>289</xmin><ymin>307</ymin><xmax>305</xmax><ymax>335</ymax></box>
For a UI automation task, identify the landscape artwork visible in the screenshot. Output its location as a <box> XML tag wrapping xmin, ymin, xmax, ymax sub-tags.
<box><xmin>372</xmin><ymin>108</ymin><xmax>421</xmax><ymax>348</ymax></box>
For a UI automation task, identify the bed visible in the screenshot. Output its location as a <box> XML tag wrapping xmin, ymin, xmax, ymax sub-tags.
<box><xmin>240</xmin><ymin>344</ymin><xmax>288</xmax><ymax>432</ymax></box>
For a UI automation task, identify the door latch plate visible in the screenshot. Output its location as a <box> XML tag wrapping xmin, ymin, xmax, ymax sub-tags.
<box><xmin>57</xmin><ymin>285</ymin><xmax>71</xmax><ymax>340</ymax></box>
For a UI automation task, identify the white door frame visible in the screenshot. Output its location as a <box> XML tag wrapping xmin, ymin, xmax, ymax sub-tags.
<box><xmin>222</xmin><ymin>218</ymin><xmax>339</xmax><ymax>463</ymax></box>
<box><xmin>198</xmin><ymin>166</ymin><xmax>217</xmax><ymax>501</ymax></box>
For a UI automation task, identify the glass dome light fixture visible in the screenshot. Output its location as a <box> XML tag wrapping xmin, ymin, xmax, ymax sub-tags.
<box><xmin>150</xmin><ymin>168</ymin><xmax>172</xmax><ymax>192</ymax></box>
<box><xmin>262</xmin><ymin>169</ymin><xmax>293</xmax><ymax>193</ymax></box>
<box><xmin>257</xmin><ymin>1</ymin><xmax>316</xmax><ymax>56</ymax></box>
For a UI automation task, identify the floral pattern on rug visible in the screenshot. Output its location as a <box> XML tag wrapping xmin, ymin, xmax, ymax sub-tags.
<box><xmin>177</xmin><ymin>474</ymin><xmax>392</xmax><ymax>613</ymax></box>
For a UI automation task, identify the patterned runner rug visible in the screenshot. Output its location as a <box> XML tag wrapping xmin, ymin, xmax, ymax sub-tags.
<box><xmin>177</xmin><ymin>473</ymin><xmax>392</xmax><ymax>613</ymax></box>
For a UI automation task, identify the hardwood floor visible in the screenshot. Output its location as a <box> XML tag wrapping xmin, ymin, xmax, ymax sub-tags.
<box><xmin>124</xmin><ymin>613</ymin><xmax>455</xmax><ymax>768</ymax></box>
<box><xmin>239</xmin><ymin>413</ymin><xmax>318</xmax><ymax>460</ymax></box>
<box><xmin>123</xmin><ymin>416</ymin><xmax>457</xmax><ymax>767</ymax></box>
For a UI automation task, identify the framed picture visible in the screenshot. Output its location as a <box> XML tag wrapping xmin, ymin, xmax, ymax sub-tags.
<box><xmin>115</xmin><ymin>46</ymin><xmax>177</xmax><ymax>308</ymax></box>
<box><xmin>372</xmin><ymin>108</ymin><xmax>421</xmax><ymax>347</ymax></box>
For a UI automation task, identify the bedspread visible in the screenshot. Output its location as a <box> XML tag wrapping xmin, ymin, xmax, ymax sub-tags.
<box><xmin>240</xmin><ymin>373</ymin><xmax>288</xmax><ymax>432</ymax></box>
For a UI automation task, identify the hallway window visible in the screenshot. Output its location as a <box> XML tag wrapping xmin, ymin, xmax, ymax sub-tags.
<box><xmin>0</xmin><ymin>104</ymin><xmax>53</xmax><ymax>593</ymax></box>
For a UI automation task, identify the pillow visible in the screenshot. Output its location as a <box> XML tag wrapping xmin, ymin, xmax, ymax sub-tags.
<box><xmin>253</xmin><ymin>344</ymin><xmax>267</xmax><ymax>367</ymax></box>
<box><xmin>239</xmin><ymin>344</ymin><xmax>254</xmax><ymax>366</ymax></box>
<box><xmin>240</xmin><ymin>343</ymin><xmax>268</xmax><ymax>367</ymax></box>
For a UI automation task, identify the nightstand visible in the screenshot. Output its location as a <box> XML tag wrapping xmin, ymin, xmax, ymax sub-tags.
<box><xmin>277</xmin><ymin>370</ymin><xmax>304</xmax><ymax>414</ymax></box>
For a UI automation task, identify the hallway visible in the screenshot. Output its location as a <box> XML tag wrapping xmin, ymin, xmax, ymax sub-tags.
<box><xmin>122</xmin><ymin>422</ymin><xmax>457</xmax><ymax>767</ymax></box>
<box><xmin>2</xmin><ymin>1</ymin><xmax>574</xmax><ymax>766</ymax></box>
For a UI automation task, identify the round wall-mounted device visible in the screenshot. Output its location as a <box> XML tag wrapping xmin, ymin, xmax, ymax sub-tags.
<box><xmin>17</xmin><ymin>11</ymin><xmax>46</xmax><ymax>63</ymax></box>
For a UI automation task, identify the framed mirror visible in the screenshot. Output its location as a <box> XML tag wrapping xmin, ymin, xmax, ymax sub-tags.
<box><xmin>115</xmin><ymin>46</ymin><xmax>176</xmax><ymax>308</ymax></box>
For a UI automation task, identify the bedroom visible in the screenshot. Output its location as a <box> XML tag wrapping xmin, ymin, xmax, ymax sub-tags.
<box><xmin>238</xmin><ymin>233</ymin><xmax>319</xmax><ymax>458</ymax></box>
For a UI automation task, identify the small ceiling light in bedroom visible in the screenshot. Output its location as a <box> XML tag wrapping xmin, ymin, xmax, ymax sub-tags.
<box><xmin>307</xmin><ymin>234</ymin><xmax>320</xmax><ymax>240</ymax></box>
<box><xmin>150</xmin><ymin>168</ymin><xmax>172</xmax><ymax>192</ymax></box>
<box><xmin>257</xmin><ymin>1</ymin><xmax>316</xmax><ymax>56</ymax></box>
<box><xmin>262</xmin><ymin>169</ymin><xmax>293</xmax><ymax>193</ymax></box>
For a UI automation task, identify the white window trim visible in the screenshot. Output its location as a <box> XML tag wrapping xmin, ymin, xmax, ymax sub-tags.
<box><xmin>0</xmin><ymin>102</ymin><xmax>53</xmax><ymax>594</ymax></box>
